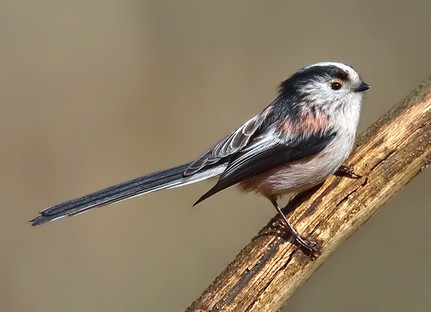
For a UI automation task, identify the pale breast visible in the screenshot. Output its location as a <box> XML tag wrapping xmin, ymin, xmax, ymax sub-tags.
<box><xmin>238</xmin><ymin>132</ymin><xmax>354</xmax><ymax>198</ymax></box>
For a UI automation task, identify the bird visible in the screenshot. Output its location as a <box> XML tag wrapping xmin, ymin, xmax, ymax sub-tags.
<box><xmin>30</xmin><ymin>61</ymin><xmax>369</xmax><ymax>254</ymax></box>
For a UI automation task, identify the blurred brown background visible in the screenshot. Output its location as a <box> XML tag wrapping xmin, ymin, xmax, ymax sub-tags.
<box><xmin>2</xmin><ymin>1</ymin><xmax>430</xmax><ymax>311</ymax></box>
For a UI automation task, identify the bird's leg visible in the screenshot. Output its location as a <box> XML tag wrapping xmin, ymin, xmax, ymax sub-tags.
<box><xmin>335</xmin><ymin>165</ymin><xmax>362</xmax><ymax>179</ymax></box>
<box><xmin>270</xmin><ymin>198</ymin><xmax>319</xmax><ymax>255</ymax></box>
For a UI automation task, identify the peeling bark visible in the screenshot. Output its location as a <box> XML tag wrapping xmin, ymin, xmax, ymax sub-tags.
<box><xmin>187</xmin><ymin>78</ymin><xmax>431</xmax><ymax>312</ymax></box>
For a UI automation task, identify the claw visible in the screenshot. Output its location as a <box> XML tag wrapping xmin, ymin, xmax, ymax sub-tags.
<box><xmin>270</xmin><ymin>198</ymin><xmax>320</xmax><ymax>259</ymax></box>
<box><xmin>336</xmin><ymin>165</ymin><xmax>362</xmax><ymax>179</ymax></box>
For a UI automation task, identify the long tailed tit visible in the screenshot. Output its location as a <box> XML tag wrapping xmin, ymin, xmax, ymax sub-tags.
<box><xmin>31</xmin><ymin>62</ymin><xmax>369</xmax><ymax>254</ymax></box>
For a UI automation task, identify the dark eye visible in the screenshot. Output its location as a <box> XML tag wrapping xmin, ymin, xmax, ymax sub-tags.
<box><xmin>331</xmin><ymin>81</ymin><xmax>343</xmax><ymax>90</ymax></box>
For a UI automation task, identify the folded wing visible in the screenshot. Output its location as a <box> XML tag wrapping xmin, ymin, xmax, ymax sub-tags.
<box><xmin>194</xmin><ymin>128</ymin><xmax>336</xmax><ymax>205</ymax></box>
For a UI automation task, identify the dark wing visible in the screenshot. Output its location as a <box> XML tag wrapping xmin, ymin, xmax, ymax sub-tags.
<box><xmin>194</xmin><ymin>128</ymin><xmax>336</xmax><ymax>205</ymax></box>
<box><xmin>184</xmin><ymin>105</ymin><xmax>273</xmax><ymax>176</ymax></box>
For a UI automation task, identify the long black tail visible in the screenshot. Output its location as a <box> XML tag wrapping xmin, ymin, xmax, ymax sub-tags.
<box><xmin>30</xmin><ymin>163</ymin><xmax>224</xmax><ymax>226</ymax></box>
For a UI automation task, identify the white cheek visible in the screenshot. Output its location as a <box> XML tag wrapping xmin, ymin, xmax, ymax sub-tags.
<box><xmin>343</xmin><ymin>92</ymin><xmax>363</xmax><ymax>124</ymax></box>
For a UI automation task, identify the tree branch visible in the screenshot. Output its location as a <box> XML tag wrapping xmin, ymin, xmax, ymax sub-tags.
<box><xmin>187</xmin><ymin>78</ymin><xmax>431</xmax><ymax>312</ymax></box>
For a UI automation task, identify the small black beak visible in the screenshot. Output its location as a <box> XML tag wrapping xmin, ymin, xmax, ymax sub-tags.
<box><xmin>354</xmin><ymin>82</ymin><xmax>370</xmax><ymax>92</ymax></box>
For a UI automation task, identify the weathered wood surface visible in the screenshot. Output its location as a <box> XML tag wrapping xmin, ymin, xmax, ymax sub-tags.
<box><xmin>187</xmin><ymin>78</ymin><xmax>431</xmax><ymax>312</ymax></box>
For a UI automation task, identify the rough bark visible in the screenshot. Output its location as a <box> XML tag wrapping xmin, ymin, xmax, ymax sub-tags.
<box><xmin>187</xmin><ymin>78</ymin><xmax>431</xmax><ymax>312</ymax></box>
